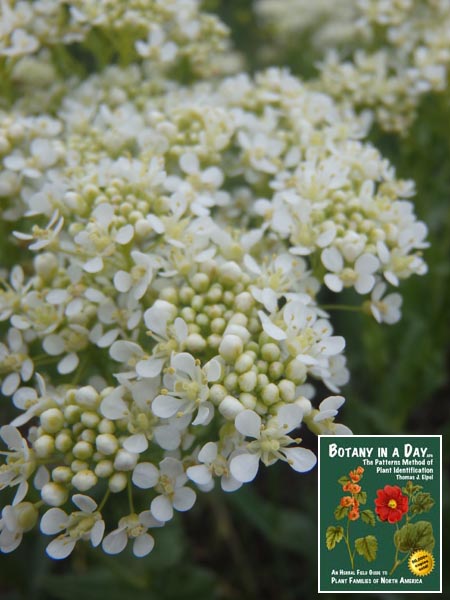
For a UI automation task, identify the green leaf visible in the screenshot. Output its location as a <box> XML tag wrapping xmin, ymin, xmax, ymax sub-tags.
<box><xmin>360</xmin><ymin>509</ymin><xmax>376</xmax><ymax>526</ymax></box>
<box><xmin>338</xmin><ymin>475</ymin><xmax>350</xmax><ymax>486</ymax></box>
<box><xmin>403</xmin><ymin>481</ymin><xmax>423</xmax><ymax>496</ymax></box>
<box><xmin>334</xmin><ymin>505</ymin><xmax>349</xmax><ymax>520</ymax></box>
<box><xmin>354</xmin><ymin>491</ymin><xmax>367</xmax><ymax>505</ymax></box>
<box><xmin>355</xmin><ymin>536</ymin><xmax>378</xmax><ymax>562</ymax></box>
<box><xmin>326</xmin><ymin>526</ymin><xmax>344</xmax><ymax>550</ymax></box>
<box><xmin>410</xmin><ymin>492</ymin><xmax>435</xmax><ymax>515</ymax></box>
<box><xmin>394</xmin><ymin>521</ymin><xmax>435</xmax><ymax>553</ymax></box>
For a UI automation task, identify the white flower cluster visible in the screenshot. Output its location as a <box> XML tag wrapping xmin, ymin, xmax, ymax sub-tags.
<box><xmin>256</xmin><ymin>0</ymin><xmax>450</xmax><ymax>132</ymax></box>
<box><xmin>0</xmin><ymin>1</ymin><xmax>427</xmax><ymax>559</ymax></box>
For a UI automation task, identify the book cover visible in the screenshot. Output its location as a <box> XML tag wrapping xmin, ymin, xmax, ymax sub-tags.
<box><xmin>318</xmin><ymin>435</ymin><xmax>442</xmax><ymax>593</ymax></box>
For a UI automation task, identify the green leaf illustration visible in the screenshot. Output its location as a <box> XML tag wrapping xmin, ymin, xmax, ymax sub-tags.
<box><xmin>394</xmin><ymin>521</ymin><xmax>435</xmax><ymax>553</ymax></box>
<box><xmin>338</xmin><ymin>475</ymin><xmax>350</xmax><ymax>486</ymax></box>
<box><xmin>410</xmin><ymin>492</ymin><xmax>435</xmax><ymax>515</ymax></box>
<box><xmin>334</xmin><ymin>505</ymin><xmax>349</xmax><ymax>520</ymax></box>
<box><xmin>326</xmin><ymin>526</ymin><xmax>344</xmax><ymax>550</ymax></box>
<box><xmin>355</xmin><ymin>536</ymin><xmax>378</xmax><ymax>562</ymax></box>
<box><xmin>402</xmin><ymin>481</ymin><xmax>423</xmax><ymax>496</ymax></box>
<box><xmin>354</xmin><ymin>490</ymin><xmax>367</xmax><ymax>505</ymax></box>
<box><xmin>360</xmin><ymin>509</ymin><xmax>375</xmax><ymax>526</ymax></box>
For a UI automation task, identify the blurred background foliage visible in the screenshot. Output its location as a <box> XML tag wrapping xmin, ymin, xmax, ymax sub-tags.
<box><xmin>1</xmin><ymin>1</ymin><xmax>449</xmax><ymax>598</ymax></box>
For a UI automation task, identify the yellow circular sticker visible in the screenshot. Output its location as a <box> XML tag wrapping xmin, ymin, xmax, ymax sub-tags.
<box><xmin>408</xmin><ymin>549</ymin><xmax>435</xmax><ymax>577</ymax></box>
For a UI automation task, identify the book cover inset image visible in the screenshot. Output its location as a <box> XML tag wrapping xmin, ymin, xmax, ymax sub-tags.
<box><xmin>318</xmin><ymin>435</ymin><xmax>442</xmax><ymax>593</ymax></box>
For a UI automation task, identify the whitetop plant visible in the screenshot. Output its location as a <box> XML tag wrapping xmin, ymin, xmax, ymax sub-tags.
<box><xmin>0</xmin><ymin>0</ymin><xmax>428</xmax><ymax>559</ymax></box>
<box><xmin>256</xmin><ymin>0</ymin><xmax>450</xmax><ymax>132</ymax></box>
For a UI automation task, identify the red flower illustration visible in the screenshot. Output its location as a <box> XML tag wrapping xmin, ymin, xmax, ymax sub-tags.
<box><xmin>374</xmin><ymin>485</ymin><xmax>409</xmax><ymax>523</ymax></box>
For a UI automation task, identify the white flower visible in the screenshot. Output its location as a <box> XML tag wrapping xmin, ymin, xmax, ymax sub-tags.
<box><xmin>369</xmin><ymin>282</ymin><xmax>402</xmax><ymax>324</ymax></box>
<box><xmin>152</xmin><ymin>352</ymin><xmax>220</xmax><ymax>425</ymax></box>
<box><xmin>0</xmin><ymin>425</ymin><xmax>35</xmax><ymax>504</ymax></box>
<box><xmin>13</xmin><ymin>210</ymin><xmax>64</xmax><ymax>251</ymax></box>
<box><xmin>321</xmin><ymin>248</ymin><xmax>380</xmax><ymax>294</ymax></box>
<box><xmin>0</xmin><ymin>328</ymin><xmax>33</xmax><ymax>396</ymax></box>
<box><xmin>113</xmin><ymin>251</ymin><xmax>161</xmax><ymax>300</ymax></box>
<box><xmin>301</xmin><ymin>395</ymin><xmax>352</xmax><ymax>435</ymax></box>
<box><xmin>150</xmin><ymin>458</ymin><xmax>196</xmax><ymax>522</ymax></box>
<box><xmin>229</xmin><ymin>405</ymin><xmax>316</xmax><ymax>483</ymax></box>
<box><xmin>187</xmin><ymin>442</ymin><xmax>242</xmax><ymax>492</ymax></box>
<box><xmin>102</xmin><ymin>511</ymin><xmax>163</xmax><ymax>557</ymax></box>
<box><xmin>0</xmin><ymin>502</ymin><xmax>38</xmax><ymax>553</ymax></box>
<box><xmin>40</xmin><ymin>495</ymin><xmax>104</xmax><ymax>559</ymax></box>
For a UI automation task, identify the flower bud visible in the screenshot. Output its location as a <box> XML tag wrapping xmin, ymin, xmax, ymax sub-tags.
<box><xmin>15</xmin><ymin>502</ymin><xmax>38</xmax><ymax>532</ymax></box>
<box><xmin>219</xmin><ymin>395</ymin><xmax>244</xmax><ymax>419</ymax></box>
<box><xmin>52</xmin><ymin>466</ymin><xmax>73</xmax><ymax>483</ymax></box>
<box><xmin>278</xmin><ymin>379</ymin><xmax>296</xmax><ymax>402</ymax></box>
<box><xmin>40</xmin><ymin>408</ymin><xmax>64</xmax><ymax>434</ymax></box>
<box><xmin>114</xmin><ymin>449</ymin><xmax>138</xmax><ymax>471</ymax></box>
<box><xmin>219</xmin><ymin>334</ymin><xmax>243</xmax><ymax>362</ymax></box>
<box><xmin>55</xmin><ymin>432</ymin><xmax>73</xmax><ymax>453</ymax></box>
<box><xmin>185</xmin><ymin>333</ymin><xmax>207</xmax><ymax>353</ymax></box>
<box><xmin>238</xmin><ymin>371</ymin><xmax>257</xmax><ymax>392</ymax></box>
<box><xmin>74</xmin><ymin>386</ymin><xmax>99</xmax><ymax>409</ymax></box>
<box><xmin>95</xmin><ymin>460</ymin><xmax>114</xmax><ymax>478</ymax></box>
<box><xmin>234</xmin><ymin>352</ymin><xmax>254</xmax><ymax>374</ymax></box>
<box><xmin>73</xmin><ymin>441</ymin><xmax>93</xmax><ymax>460</ymax></box>
<box><xmin>96</xmin><ymin>433</ymin><xmax>119</xmax><ymax>455</ymax></box>
<box><xmin>80</xmin><ymin>411</ymin><xmax>100</xmax><ymax>429</ymax></box>
<box><xmin>41</xmin><ymin>483</ymin><xmax>68</xmax><ymax>506</ymax></box>
<box><xmin>72</xmin><ymin>470</ymin><xmax>98</xmax><ymax>492</ymax></box>
<box><xmin>209</xmin><ymin>384</ymin><xmax>227</xmax><ymax>404</ymax></box>
<box><xmin>261</xmin><ymin>343</ymin><xmax>281</xmax><ymax>362</ymax></box>
<box><xmin>261</xmin><ymin>383</ymin><xmax>280</xmax><ymax>405</ymax></box>
<box><xmin>109</xmin><ymin>472</ymin><xmax>127</xmax><ymax>493</ymax></box>
<box><xmin>34</xmin><ymin>435</ymin><xmax>55</xmax><ymax>458</ymax></box>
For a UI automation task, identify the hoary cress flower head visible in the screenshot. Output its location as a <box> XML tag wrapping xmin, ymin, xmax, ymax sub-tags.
<box><xmin>0</xmin><ymin>0</ymin><xmax>428</xmax><ymax>559</ymax></box>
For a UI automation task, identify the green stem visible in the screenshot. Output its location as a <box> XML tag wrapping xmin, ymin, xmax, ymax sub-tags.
<box><xmin>98</xmin><ymin>489</ymin><xmax>110</xmax><ymax>512</ymax></box>
<box><xmin>344</xmin><ymin>518</ymin><xmax>355</xmax><ymax>570</ymax></box>
<box><xmin>127</xmin><ymin>478</ymin><xmax>135</xmax><ymax>514</ymax></box>
<box><xmin>320</xmin><ymin>304</ymin><xmax>363</xmax><ymax>312</ymax></box>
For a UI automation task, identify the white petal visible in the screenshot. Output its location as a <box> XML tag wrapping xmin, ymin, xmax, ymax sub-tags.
<box><xmin>153</xmin><ymin>424</ymin><xmax>181</xmax><ymax>450</ymax></box>
<box><xmin>57</xmin><ymin>353</ymin><xmax>79</xmax><ymax>374</ymax></box>
<box><xmin>319</xmin><ymin>395</ymin><xmax>345</xmax><ymax>412</ymax></box>
<box><xmin>321</xmin><ymin>247</ymin><xmax>343</xmax><ymax>272</ymax></box>
<box><xmin>90</xmin><ymin>520</ymin><xmax>105</xmax><ymax>547</ymax></box>
<box><xmin>172</xmin><ymin>487</ymin><xmax>196</xmax><ymax>512</ymax></box>
<box><xmin>115</xmin><ymin>224</ymin><xmax>134</xmax><ymax>245</ymax></box>
<box><xmin>324</xmin><ymin>274</ymin><xmax>343</xmax><ymax>293</ymax></box>
<box><xmin>355</xmin><ymin>253</ymin><xmax>379</xmax><ymax>275</ymax></box>
<box><xmin>276</xmin><ymin>404</ymin><xmax>303</xmax><ymax>433</ymax></box>
<box><xmin>171</xmin><ymin>352</ymin><xmax>196</xmax><ymax>377</ymax></box>
<box><xmin>192</xmin><ymin>404</ymin><xmax>212</xmax><ymax>426</ymax></box>
<box><xmin>221</xmin><ymin>475</ymin><xmax>242</xmax><ymax>493</ymax></box>
<box><xmin>13</xmin><ymin>481</ymin><xmax>28</xmax><ymax>505</ymax></box>
<box><xmin>72</xmin><ymin>494</ymin><xmax>97</xmax><ymax>513</ymax></box>
<box><xmin>42</xmin><ymin>334</ymin><xmax>65</xmax><ymax>356</ymax></box>
<box><xmin>355</xmin><ymin>274</ymin><xmax>375</xmax><ymax>295</ymax></box>
<box><xmin>147</xmin><ymin>214</ymin><xmax>165</xmax><ymax>234</ymax></box>
<box><xmin>133</xmin><ymin>533</ymin><xmax>155</xmax><ymax>557</ymax></box>
<box><xmin>113</xmin><ymin>271</ymin><xmax>132</xmax><ymax>293</ymax></box>
<box><xmin>100</xmin><ymin>395</ymin><xmax>128</xmax><ymax>420</ymax></box>
<box><xmin>152</xmin><ymin>392</ymin><xmax>184</xmax><ymax>418</ymax></box>
<box><xmin>230</xmin><ymin>453</ymin><xmax>260</xmax><ymax>483</ymax></box>
<box><xmin>34</xmin><ymin>466</ymin><xmax>50</xmax><ymax>490</ymax></box>
<box><xmin>204</xmin><ymin>359</ymin><xmax>221</xmax><ymax>382</ymax></box>
<box><xmin>180</xmin><ymin>152</ymin><xmax>199</xmax><ymax>174</ymax></box>
<box><xmin>235</xmin><ymin>410</ymin><xmax>261</xmax><ymax>439</ymax></box>
<box><xmin>150</xmin><ymin>495</ymin><xmax>173</xmax><ymax>522</ymax></box>
<box><xmin>102</xmin><ymin>530</ymin><xmax>127</xmax><ymax>555</ymax></box>
<box><xmin>186</xmin><ymin>465</ymin><xmax>212</xmax><ymax>486</ymax></box>
<box><xmin>123</xmin><ymin>433</ymin><xmax>148</xmax><ymax>454</ymax></box>
<box><xmin>46</xmin><ymin>537</ymin><xmax>76</xmax><ymax>560</ymax></box>
<box><xmin>318</xmin><ymin>336</ymin><xmax>346</xmax><ymax>356</ymax></box>
<box><xmin>40</xmin><ymin>508</ymin><xmax>67</xmax><ymax>535</ymax></box>
<box><xmin>136</xmin><ymin>357</ymin><xmax>165</xmax><ymax>378</ymax></box>
<box><xmin>0</xmin><ymin>426</ymin><xmax>23</xmax><ymax>451</ymax></box>
<box><xmin>132</xmin><ymin>462</ymin><xmax>159</xmax><ymax>489</ymax></box>
<box><xmin>198</xmin><ymin>441</ymin><xmax>218</xmax><ymax>463</ymax></box>
<box><xmin>283</xmin><ymin>447</ymin><xmax>317</xmax><ymax>472</ymax></box>
<box><xmin>110</xmin><ymin>340</ymin><xmax>143</xmax><ymax>362</ymax></box>
<box><xmin>257</xmin><ymin>311</ymin><xmax>287</xmax><ymax>341</ymax></box>
<box><xmin>173</xmin><ymin>317</ymin><xmax>188</xmax><ymax>341</ymax></box>
<box><xmin>1</xmin><ymin>372</ymin><xmax>20</xmax><ymax>396</ymax></box>
<box><xmin>83</xmin><ymin>256</ymin><xmax>103</xmax><ymax>273</ymax></box>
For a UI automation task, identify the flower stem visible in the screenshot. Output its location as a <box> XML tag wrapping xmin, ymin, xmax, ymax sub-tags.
<box><xmin>344</xmin><ymin>518</ymin><xmax>355</xmax><ymax>570</ymax></box>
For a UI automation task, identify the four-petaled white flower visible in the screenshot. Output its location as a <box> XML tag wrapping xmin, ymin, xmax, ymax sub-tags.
<box><xmin>187</xmin><ymin>442</ymin><xmax>242</xmax><ymax>492</ymax></box>
<box><xmin>152</xmin><ymin>352</ymin><xmax>221</xmax><ymax>425</ymax></box>
<box><xmin>321</xmin><ymin>248</ymin><xmax>380</xmax><ymax>294</ymax></box>
<box><xmin>149</xmin><ymin>457</ymin><xmax>196</xmax><ymax>522</ymax></box>
<box><xmin>369</xmin><ymin>282</ymin><xmax>402</xmax><ymax>324</ymax></box>
<box><xmin>40</xmin><ymin>495</ymin><xmax>105</xmax><ymax>559</ymax></box>
<box><xmin>102</xmin><ymin>511</ymin><xmax>163</xmax><ymax>557</ymax></box>
<box><xmin>230</xmin><ymin>405</ymin><xmax>317</xmax><ymax>483</ymax></box>
<box><xmin>0</xmin><ymin>425</ymin><xmax>35</xmax><ymax>504</ymax></box>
